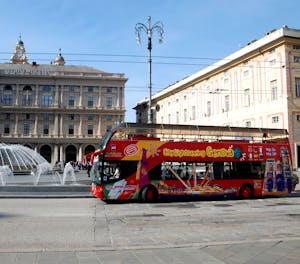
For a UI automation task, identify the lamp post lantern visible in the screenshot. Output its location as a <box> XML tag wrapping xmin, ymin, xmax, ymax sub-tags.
<box><xmin>135</xmin><ymin>16</ymin><xmax>164</xmax><ymax>124</ymax></box>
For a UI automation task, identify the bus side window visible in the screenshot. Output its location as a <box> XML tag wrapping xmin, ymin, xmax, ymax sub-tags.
<box><xmin>213</xmin><ymin>162</ymin><xmax>224</xmax><ymax>179</ymax></box>
<box><xmin>149</xmin><ymin>164</ymin><xmax>162</xmax><ymax>180</ymax></box>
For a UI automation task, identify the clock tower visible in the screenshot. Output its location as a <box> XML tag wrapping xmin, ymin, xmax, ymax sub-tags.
<box><xmin>10</xmin><ymin>35</ymin><xmax>28</xmax><ymax>64</ymax></box>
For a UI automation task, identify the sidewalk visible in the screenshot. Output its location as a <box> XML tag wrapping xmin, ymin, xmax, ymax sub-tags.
<box><xmin>0</xmin><ymin>170</ymin><xmax>92</xmax><ymax>198</ymax></box>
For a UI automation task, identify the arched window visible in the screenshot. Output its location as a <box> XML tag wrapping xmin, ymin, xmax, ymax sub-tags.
<box><xmin>23</xmin><ymin>85</ymin><xmax>32</xmax><ymax>91</ymax></box>
<box><xmin>4</xmin><ymin>85</ymin><xmax>12</xmax><ymax>91</ymax></box>
<box><xmin>22</xmin><ymin>85</ymin><xmax>33</xmax><ymax>106</ymax></box>
<box><xmin>3</xmin><ymin>85</ymin><xmax>13</xmax><ymax>105</ymax></box>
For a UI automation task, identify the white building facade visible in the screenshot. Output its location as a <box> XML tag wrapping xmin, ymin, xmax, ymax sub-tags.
<box><xmin>0</xmin><ymin>38</ymin><xmax>127</xmax><ymax>164</ymax></box>
<box><xmin>135</xmin><ymin>26</ymin><xmax>300</xmax><ymax>169</ymax></box>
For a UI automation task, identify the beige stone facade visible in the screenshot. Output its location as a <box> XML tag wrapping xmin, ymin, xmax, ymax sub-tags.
<box><xmin>135</xmin><ymin>26</ymin><xmax>300</xmax><ymax>169</ymax></box>
<box><xmin>0</xmin><ymin>38</ymin><xmax>127</xmax><ymax>164</ymax></box>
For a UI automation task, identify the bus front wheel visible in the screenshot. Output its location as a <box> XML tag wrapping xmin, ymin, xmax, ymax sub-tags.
<box><xmin>141</xmin><ymin>186</ymin><xmax>158</xmax><ymax>203</ymax></box>
<box><xmin>239</xmin><ymin>184</ymin><xmax>254</xmax><ymax>199</ymax></box>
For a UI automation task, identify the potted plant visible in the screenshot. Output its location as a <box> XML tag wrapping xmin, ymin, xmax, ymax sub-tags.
<box><xmin>292</xmin><ymin>173</ymin><xmax>299</xmax><ymax>191</ymax></box>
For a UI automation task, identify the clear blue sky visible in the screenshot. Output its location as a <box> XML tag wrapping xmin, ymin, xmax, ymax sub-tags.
<box><xmin>0</xmin><ymin>0</ymin><xmax>299</xmax><ymax>121</ymax></box>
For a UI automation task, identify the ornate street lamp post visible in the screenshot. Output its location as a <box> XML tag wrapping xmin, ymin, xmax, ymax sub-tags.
<box><xmin>135</xmin><ymin>16</ymin><xmax>164</xmax><ymax>124</ymax></box>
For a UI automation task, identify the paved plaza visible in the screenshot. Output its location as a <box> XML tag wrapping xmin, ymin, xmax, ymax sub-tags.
<box><xmin>0</xmin><ymin>192</ymin><xmax>300</xmax><ymax>263</ymax></box>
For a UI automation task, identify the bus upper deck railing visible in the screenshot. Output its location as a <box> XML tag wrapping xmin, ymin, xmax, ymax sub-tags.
<box><xmin>111</xmin><ymin>123</ymin><xmax>289</xmax><ymax>143</ymax></box>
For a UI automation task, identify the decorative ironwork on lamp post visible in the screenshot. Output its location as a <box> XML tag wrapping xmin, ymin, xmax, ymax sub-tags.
<box><xmin>135</xmin><ymin>16</ymin><xmax>164</xmax><ymax>124</ymax></box>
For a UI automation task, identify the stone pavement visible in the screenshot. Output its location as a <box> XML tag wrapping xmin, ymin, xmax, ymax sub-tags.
<box><xmin>0</xmin><ymin>239</ymin><xmax>299</xmax><ymax>264</ymax></box>
<box><xmin>0</xmin><ymin>195</ymin><xmax>300</xmax><ymax>264</ymax></box>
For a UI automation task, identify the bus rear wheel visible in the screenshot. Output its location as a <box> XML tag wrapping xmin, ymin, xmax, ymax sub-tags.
<box><xmin>141</xmin><ymin>186</ymin><xmax>158</xmax><ymax>203</ymax></box>
<box><xmin>239</xmin><ymin>184</ymin><xmax>253</xmax><ymax>199</ymax></box>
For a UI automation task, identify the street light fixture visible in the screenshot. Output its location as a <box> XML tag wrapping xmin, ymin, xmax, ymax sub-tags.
<box><xmin>135</xmin><ymin>16</ymin><xmax>164</xmax><ymax>124</ymax></box>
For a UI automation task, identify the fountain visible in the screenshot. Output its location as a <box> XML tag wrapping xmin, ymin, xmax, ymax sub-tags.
<box><xmin>0</xmin><ymin>143</ymin><xmax>52</xmax><ymax>185</ymax></box>
<box><xmin>0</xmin><ymin>143</ymin><xmax>89</xmax><ymax>196</ymax></box>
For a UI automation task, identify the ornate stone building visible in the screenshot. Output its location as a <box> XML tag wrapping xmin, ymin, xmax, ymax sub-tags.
<box><xmin>135</xmin><ymin>26</ymin><xmax>300</xmax><ymax>169</ymax></box>
<box><xmin>0</xmin><ymin>37</ymin><xmax>127</xmax><ymax>164</ymax></box>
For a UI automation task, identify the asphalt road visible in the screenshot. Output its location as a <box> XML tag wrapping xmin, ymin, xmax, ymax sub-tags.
<box><xmin>0</xmin><ymin>196</ymin><xmax>300</xmax><ymax>263</ymax></box>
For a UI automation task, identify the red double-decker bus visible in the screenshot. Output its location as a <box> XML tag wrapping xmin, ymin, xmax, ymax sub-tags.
<box><xmin>89</xmin><ymin>123</ymin><xmax>293</xmax><ymax>202</ymax></box>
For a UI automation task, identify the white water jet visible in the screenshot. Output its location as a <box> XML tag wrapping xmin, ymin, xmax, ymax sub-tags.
<box><xmin>34</xmin><ymin>162</ymin><xmax>53</xmax><ymax>185</ymax></box>
<box><xmin>62</xmin><ymin>162</ymin><xmax>77</xmax><ymax>185</ymax></box>
<box><xmin>0</xmin><ymin>165</ymin><xmax>13</xmax><ymax>186</ymax></box>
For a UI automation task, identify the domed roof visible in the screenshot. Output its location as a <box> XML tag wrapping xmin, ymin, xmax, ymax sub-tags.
<box><xmin>10</xmin><ymin>35</ymin><xmax>28</xmax><ymax>64</ymax></box>
<box><xmin>54</xmin><ymin>49</ymin><xmax>65</xmax><ymax>66</ymax></box>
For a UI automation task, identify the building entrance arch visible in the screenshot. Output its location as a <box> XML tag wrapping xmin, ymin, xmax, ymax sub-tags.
<box><xmin>84</xmin><ymin>145</ymin><xmax>95</xmax><ymax>155</ymax></box>
<box><xmin>40</xmin><ymin>145</ymin><xmax>52</xmax><ymax>163</ymax></box>
<box><xmin>65</xmin><ymin>145</ymin><xmax>77</xmax><ymax>162</ymax></box>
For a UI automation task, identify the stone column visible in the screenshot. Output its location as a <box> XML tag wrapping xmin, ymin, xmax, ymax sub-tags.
<box><xmin>14</xmin><ymin>115</ymin><xmax>19</xmax><ymax>135</ymax></box>
<box><xmin>79</xmin><ymin>85</ymin><xmax>83</xmax><ymax>107</ymax></box>
<box><xmin>34</xmin><ymin>114</ymin><xmax>38</xmax><ymax>136</ymax></box>
<box><xmin>60</xmin><ymin>145</ymin><xmax>64</xmax><ymax>164</ymax></box>
<box><xmin>15</xmin><ymin>84</ymin><xmax>19</xmax><ymax>105</ymax></box>
<box><xmin>54</xmin><ymin>114</ymin><xmax>58</xmax><ymax>136</ymax></box>
<box><xmin>53</xmin><ymin>145</ymin><xmax>58</xmax><ymax>164</ymax></box>
<box><xmin>98</xmin><ymin>86</ymin><xmax>102</xmax><ymax>108</ymax></box>
<box><xmin>35</xmin><ymin>85</ymin><xmax>39</xmax><ymax>106</ymax></box>
<box><xmin>78</xmin><ymin>145</ymin><xmax>83</xmax><ymax>162</ymax></box>
<box><xmin>54</xmin><ymin>84</ymin><xmax>59</xmax><ymax>107</ymax></box>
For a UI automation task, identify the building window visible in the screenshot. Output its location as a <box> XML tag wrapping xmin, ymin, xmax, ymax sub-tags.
<box><xmin>3</xmin><ymin>94</ymin><xmax>13</xmax><ymax>105</ymax></box>
<box><xmin>26</xmin><ymin>114</ymin><xmax>30</xmax><ymax>120</ymax></box>
<box><xmin>269</xmin><ymin>48</ymin><xmax>275</xmax><ymax>54</ymax></box>
<box><xmin>43</xmin><ymin>113</ymin><xmax>49</xmax><ymax>120</ymax></box>
<box><xmin>293</xmin><ymin>45</ymin><xmax>300</xmax><ymax>50</ymax></box>
<box><xmin>68</xmin><ymin>125</ymin><xmax>74</xmax><ymax>135</ymax></box>
<box><xmin>244</xmin><ymin>89</ymin><xmax>250</xmax><ymax>107</ymax></box>
<box><xmin>43</xmin><ymin>85</ymin><xmax>52</xmax><ymax>92</ymax></box>
<box><xmin>4</xmin><ymin>124</ymin><xmax>10</xmax><ymax>134</ymax></box>
<box><xmin>87</xmin><ymin>115</ymin><xmax>93</xmax><ymax>120</ymax></box>
<box><xmin>183</xmin><ymin>109</ymin><xmax>187</xmax><ymax>122</ymax></box>
<box><xmin>87</xmin><ymin>96</ymin><xmax>94</xmax><ymax>108</ymax></box>
<box><xmin>41</xmin><ymin>95</ymin><xmax>52</xmax><ymax>107</ymax></box>
<box><xmin>24</xmin><ymin>123</ymin><xmax>30</xmax><ymax>135</ymax></box>
<box><xmin>243</xmin><ymin>70</ymin><xmax>249</xmax><ymax>77</ymax></box>
<box><xmin>106</xmin><ymin>97</ymin><xmax>113</xmax><ymax>108</ymax></box>
<box><xmin>4</xmin><ymin>85</ymin><xmax>12</xmax><ymax>91</ymax></box>
<box><xmin>245</xmin><ymin>121</ymin><xmax>251</xmax><ymax>127</ymax></box>
<box><xmin>5</xmin><ymin>113</ymin><xmax>10</xmax><ymax>120</ymax></box>
<box><xmin>22</xmin><ymin>94</ymin><xmax>33</xmax><ymax>106</ymax></box>
<box><xmin>69</xmin><ymin>85</ymin><xmax>75</xmax><ymax>92</ymax></box>
<box><xmin>43</xmin><ymin>124</ymin><xmax>49</xmax><ymax>135</ymax></box>
<box><xmin>106</xmin><ymin>115</ymin><xmax>113</xmax><ymax>121</ymax></box>
<box><xmin>224</xmin><ymin>95</ymin><xmax>229</xmax><ymax>112</ymax></box>
<box><xmin>207</xmin><ymin>101</ymin><xmax>211</xmax><ymax>117</ymax></box>
<box><xmin>106</xmin><ymin>87</ymin><xmax>112</xmax><ymax>93</ymax></box>
<box><xmin>296</xmin><ymin>78</ymin><xmax>300</xmax><ymax>97</ymax></box>
<box><xmin>269</xmin><ymin>59</ymin><xmax>276</xmax><ymax>66</ymax></box>
<box><xmin>296</xmin><ymin>115</ymin><xmax>300</xmax><ymax>121</ymax></box>
<box><xmin>270</xmin><ymin>80</ymin><xmax>277</xmax><ymax>100</ymax></box>
<box><xmin>69</xmin><ymin>96</ymin><xmax>75</xmax><ymax>107</ymax></box>
<box><xmin>88</xmin><ymin>86</ymin><xmax>93</xmax><ymax>92</ymax></box>
<box><xmin>272</xmin><ymin>116</ymin><xmax>279</xmax><ymax>123</ymax></box>
<box><xmin>294</xmin><ymin>56</ymin><xmax>300</xmax><ymax>63</ymax></box>
<box><xmin>88</xmin><ymin>125</ymin><xmax>93</xmax><ymax>135</ymax></box>
<box><xmin>69</xmin><ymin>114</ymin><xmax>74</xmax><ymax>120</ymax></box>
<box><xmin>191</xmin><ymin>106</ymin><xmax>196</xmax><ymax>120</ymax></box>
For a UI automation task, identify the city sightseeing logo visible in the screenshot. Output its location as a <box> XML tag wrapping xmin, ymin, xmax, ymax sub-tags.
<box><xmin>124</xmin><ymin>144</ymin><xmax>139</xmax><ymax>156</ymax></box>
